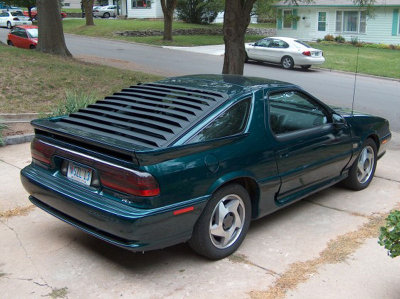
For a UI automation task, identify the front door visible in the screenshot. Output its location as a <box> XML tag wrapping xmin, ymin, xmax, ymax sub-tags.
<box><xmin>316</xmin><ymin>11</ymin><xmax>328</xmax><ymax>38</ymax></box>
<box><xmin>267</xmin><ymin>89</ymin><xmax>353</xmax><ymax>204</ymax></box>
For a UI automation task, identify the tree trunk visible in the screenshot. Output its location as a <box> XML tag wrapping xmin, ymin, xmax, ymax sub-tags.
<box><xmin>36</xmin><ymin>0</ymin><xmax>71</xmax><ymax>56</ymax></box>
<box><xmin>222</xmin><ymin>0</ymin><xmax>255</xmax><ymax>75</ymax></box>
<box><xmin>84</xmin><ymin>0</ymin><xmax>95</xmax><ymax>26</ymax></box>
<box><xmin>28</xmin><ymin>6</ymin><xmax>33</xmax><ymax>20</ymax></box>
<box><xmin>160</xmin><ymin>0</ymin><xmax>177</xmax><ymax>41</ymax></box>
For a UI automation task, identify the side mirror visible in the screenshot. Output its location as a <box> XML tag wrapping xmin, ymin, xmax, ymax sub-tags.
<box><xmin>332</xmin><ymin>113</ymin><xmax>346</xmax><ymax>130</ymax></box>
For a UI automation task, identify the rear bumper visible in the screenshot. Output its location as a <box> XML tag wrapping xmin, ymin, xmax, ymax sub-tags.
<box><xmin>294</xmin><ymin>56</ymin><xmax>325</xmax><ymax>66</ymax></box>
<box><xmin>21</xmin><ymin>164</ymin><xmax>208</xmax><ymax>251</ymax></box>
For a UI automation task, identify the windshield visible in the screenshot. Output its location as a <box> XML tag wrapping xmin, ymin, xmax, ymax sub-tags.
<box><xmin>295</xmin><ymin>40</ymin><xmax>312</xmax><ymax>48</ymax></box>
<box><xmin>27</xmin><ymin>28</ymin><xmax>38</xmax><ymax>38</ymax></box>
<box><xmin>11</xmin><ymin>11</ymin><xmax>24</xmax><ymax>16</ymax></box>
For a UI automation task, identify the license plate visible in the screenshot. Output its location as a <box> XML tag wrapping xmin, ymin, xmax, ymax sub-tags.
<box><xmin>67</xmin><ymin>162</ymin><xmax>92</xmax><ymax>186</ymax></box>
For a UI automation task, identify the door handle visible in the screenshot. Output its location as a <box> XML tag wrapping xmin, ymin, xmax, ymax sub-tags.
<box><xmin>277</xmin><ymin>149</ymin><xmax>290</xmax><ymax>158</ymax></box>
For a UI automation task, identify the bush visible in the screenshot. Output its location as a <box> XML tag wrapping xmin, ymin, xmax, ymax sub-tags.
<box><xmin>0</xmin><ymin>120</ymin><xmax>7</xmax><ymax>146</ymax></box>
<box><xmin>324</xmin><ymin>34</ymin><xmax>334</xmax><ymax>41</ymax></box>
<box><xmin>334</xmin><ymin>35</ymin><xmax>345</xmax><ymax>43</ymax></box>
<box><xmin>50</xmin><ymin>90</ymin><xmax>98</xmax><ymax>117</ymax></box>
<box><xmin>379</xmin><ymin>210</ymin><xmax>400</xmax><ymax>258</ymax></box>
<box><xmin>176</xmin><ymin>0</ymin><xmax>223</xmax><ymax>24</ymax></box>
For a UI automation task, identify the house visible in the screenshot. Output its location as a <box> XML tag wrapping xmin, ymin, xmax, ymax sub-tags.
<box><xmin>62</xmin><ymin>0</ymin><xmax>81</xmax><ymax>9</ymax></box>
<box><xmin>275</xmin><ymin>0</ymin><xmax>400</xmax><ymax>45</ymax></box>
<box><xmin>118</xmin><ymin>0</ymin><xmax>164</xmax><ymax>18</ymax></box>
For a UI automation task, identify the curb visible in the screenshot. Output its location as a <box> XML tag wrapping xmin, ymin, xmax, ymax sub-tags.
<box><xmin>3</xmin><ymin>134</ymin><xmax>34</xmax><ymax>146</ymax></box>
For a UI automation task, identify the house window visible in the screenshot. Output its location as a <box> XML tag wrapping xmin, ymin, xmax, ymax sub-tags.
<box><xmin>336</xmin><ymin>11</ymin><xmax>366</xmax><ymax>33</ymax></box>
<box><xmin>283</xmin><ymin>10</ymin><xmax>292</xmax><ymax>29</ymax></box>
<box><xmin>318</xmin><ymin>12</ymin><xmax>327</xmax><ymax>31</ymax></box>
<box><xmin>132</xmin><ymin>0</ymin><xmax>151</xmax><ymax>8</ymax></box>
<box><xmin>398</xmin><ymin>13</ymin><xmax>400</xmax><ymax>34</ymax></box>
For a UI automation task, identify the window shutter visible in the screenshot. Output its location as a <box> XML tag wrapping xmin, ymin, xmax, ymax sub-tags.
<box><xmin>292</xmin><ymin>9</ymin><xmax>298</xmax><ymax>30</ymax></box>
<box><xmin>392</xmin><ymin>9</ymin><xmax>399</xmax><ymax>36</ymax></box>
<box><xmin>277</xmin><ymin>9</ymin><xmax>282</xmax><ymax>29</ymax></box>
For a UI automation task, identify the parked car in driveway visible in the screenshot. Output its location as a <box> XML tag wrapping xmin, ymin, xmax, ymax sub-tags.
<box><xmin>0</xmin><ymin>10</ymin><xmax>31</xmax><ymax>28</ymax></box>
<box><xmin>21</xmin><ymin>75</ymin><xmax>391</xmax><ymax>260</ymax></box>
<box><xmin>7</xmin><ymin>25</ymin><xmax>37</xmax><ymax>49</ymax></box>
<box><xmin>23</xmin><ymin>7</ymin><xmax>67</xmax><ymax>20</ymax></box>
<box><xmin>93</xmin><ymin>5</ymin><xmax>117</xmax><ymax>18</ymax></box>
<box><xmin>245</xmin><ymin>37</ymin><xmax>325</xmax><ymax>70</ymax></box>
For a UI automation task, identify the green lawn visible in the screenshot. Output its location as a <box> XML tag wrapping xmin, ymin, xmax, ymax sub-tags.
<box><xmin>62</xmin><ymin>19</ymin><xmax>266</xmax><ymax>46</ymax></box>
<box><xmin>0</xmin><ymin>45</ymin><xmax>160</xmax><ymax>113</ymax></box>
<box><xmin>310</xmin><ymin>42</ymin><xmax>400</xmax><ymax>79</ymax></box>
<box><xmin>62</xmin><ymin>8</ymin><xmax>82</xmax><ymax>13</ymax></box>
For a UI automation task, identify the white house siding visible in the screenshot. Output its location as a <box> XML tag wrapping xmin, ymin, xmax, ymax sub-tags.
<box><xmin>125</xmin><ymin>0</ymin><xmax>163</xmax><ymax>18</ymax></box>
<box><xmin>276</xmin><ymin>6</ymin><xmax>400</xmax><ymax>45</ymax></box>
<box><xmin>63</xmin><ymin>0</ymin><xmax>81</xmax><ymax>9</ymax></box>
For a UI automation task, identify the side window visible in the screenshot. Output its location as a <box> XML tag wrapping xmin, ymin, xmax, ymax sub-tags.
<box><xmin>268</xmin><ymin>91</ymin><xmax>328</xmax><ymax>135</ymax></box>
<box><xmin>256</xmin><ymin>39</ymin><xmax>271</xmax><ymax>47</ymax></box>
<box><xmin>189</xmin><ymin>98</ymin><xmax>252</xmax><ymax>143</ymax></box>
<box><xmin>270</xmin><ymin>39</ymin><xmax>289</xmax><ymax>48</ymax></box>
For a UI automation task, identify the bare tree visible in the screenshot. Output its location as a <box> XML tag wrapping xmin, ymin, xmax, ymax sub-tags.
<box><xmin>160</xmin><ymin>0</ymin><xmax>177</xmax><ymax>41</ymax></box>
<box><xmin>83</xmin><ymin>0</ymin><xmax>95</xmax><ymax>26</ymax></box>
<box><xmin>36</xmin><ymin>0</ymin><xmax>71</xmax><ymax>56</ymax></box>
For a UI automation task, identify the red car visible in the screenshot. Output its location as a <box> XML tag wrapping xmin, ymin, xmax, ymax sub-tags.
<box><xmin>7</xmin><ymin>25</ymin><xmax>38</xmax><ymax>49</ymax></box>
<box><xmin>23</xmin><ymin>7</ymin><xmax>67</xmax><ymax>20</ymax></box>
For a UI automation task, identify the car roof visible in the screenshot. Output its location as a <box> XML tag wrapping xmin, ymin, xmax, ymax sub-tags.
<box><xmin>14</xmin><ymin>25</ymin><xmax>37</xmax><ymax>29</ymax></box>
<box><xmin>47</xmin><ymin>75</ymin><xmax>295</xmax><ymax>149</ymax></box>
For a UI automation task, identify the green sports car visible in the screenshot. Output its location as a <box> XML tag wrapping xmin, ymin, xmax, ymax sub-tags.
<box><xmin>21</xmin><ymin>75</ymin><xmax>391</xmax><ymax>260</ymax></box>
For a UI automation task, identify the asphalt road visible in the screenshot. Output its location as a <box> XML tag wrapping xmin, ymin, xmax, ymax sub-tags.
<box><xmin>1</xmin><ymin>28</ymin><xmax>399</xmax><ymax>131</ymax></box>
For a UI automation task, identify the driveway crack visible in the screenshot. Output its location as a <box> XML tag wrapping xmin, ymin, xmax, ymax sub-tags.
<box><xmin>375</xmin><ymin>175</ymin><xmax>400</xmax><ymax>183</ymax></box>
<box><xmin>304</xmin><ymin>200</ymin><xmax>368</xmax><ymax>218</ymax></box>
<box><xmin>0</xmin><ymin>219</ymin><xmax>52</xmax><ymax>291</ymax></box>
<box><xmin>0</xmin><ymin>159</ymin><xmax>22</xmax><ymax>170</ymax></box>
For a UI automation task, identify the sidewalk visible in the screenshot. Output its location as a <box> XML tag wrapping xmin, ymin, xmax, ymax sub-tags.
<box><xmin>0</xmin><ymin>134</ymin><xmax>399</xmax><ymax>298</ymax></box>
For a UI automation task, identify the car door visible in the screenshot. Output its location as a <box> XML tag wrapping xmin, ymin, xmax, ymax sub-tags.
<box><xmin>250</xmin><ymin>38</ymin><xmax>273</xmax><ymax>61</ymax></box>
<box><xmin>267</xmin><ymin>89</ymin><xmax>353</xmax><ymax>205</ymax></box>
<box><xmin>0</xmin><ymin>12</ymin><xmax>8</xmax><ymax>26</ymax></box>
<box><xmin>266</xmin><ymin>39</ymin><xmax>290</xmax><ymax>63</ymax></box>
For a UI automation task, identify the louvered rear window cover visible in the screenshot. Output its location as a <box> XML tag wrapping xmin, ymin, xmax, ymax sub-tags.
<box><xmin>57</xmin><ymin>83</ymin><xmax>229</xmax><ymax>149</ymax></box>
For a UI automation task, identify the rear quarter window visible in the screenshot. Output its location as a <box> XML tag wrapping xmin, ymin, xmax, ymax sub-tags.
<box><xmin>189</xmin><ymin>98</ymin><xmax>252</xmax><ymax>143</ymax></box>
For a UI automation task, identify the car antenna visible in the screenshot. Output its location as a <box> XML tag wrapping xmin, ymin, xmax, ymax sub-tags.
<box><xmin>351</xmin><ymin>46</ymin><xmax>360</xmax><ymax>116</ymax></box>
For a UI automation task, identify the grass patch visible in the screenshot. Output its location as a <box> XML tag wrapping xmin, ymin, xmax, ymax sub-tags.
<box><xmin>47</xmin><ymin>287</ymin><xmax>68</xmax><ymax>299</ymax></box>
<box><xmin>0</xmin><ymin>120</ymin><xmax>7</xmax><ymax>146</ymax></box>
<box><xmin>0</xmin><ymin>44</ymin><xmax>160</xmax><ymax>113</ymax></box>
<box><xmin>119</xmin><ymin>34</ymin><xmax>262</xmax><ymax>46</ymax></box>
<box><xmin>250</xmin><ymin>213</ymin><xmax>388</xmax><ymax>299</ymax></box>
<box><xmin>62</xmin><ymin>8</ymin><xmax>82</xmax><ymax>13</ymax></box>
<box><xmin>63</xmin><ymin>19</ymin><xmax>266</xmax><ymax>46</ymax></box>
<box><xmin>0</xmin><ymin>205</ymin><xmax>36</xmax><ymax>218</ymax></box>
<box><xmin>310</xmin><ymin>42</ymin><xmax>400</xmax><ymax>79</ymax></box>
<box><xmin>50</xmin><ymin>91</ymin><xmax>98</xmax><ymax>117</ymax></box>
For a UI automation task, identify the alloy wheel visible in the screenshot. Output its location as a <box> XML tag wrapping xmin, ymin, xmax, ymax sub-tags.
<box><xmin>357</xmin><ymin>145</ymin><xmax>375</xmax><ymax>184</ymax></box>
<box><xmin>209</xmin><ymin>194</ymin><xmax>245</xmax><ymax>249</ymax></box>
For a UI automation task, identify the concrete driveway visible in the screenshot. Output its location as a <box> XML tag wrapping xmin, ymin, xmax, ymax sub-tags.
<box><xmin>0</xmin><ymin>134</ymin><xmax>399</xmax><ymax>298</ymax></box>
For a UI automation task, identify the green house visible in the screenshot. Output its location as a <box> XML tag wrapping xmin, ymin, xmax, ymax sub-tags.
<box><xmin>275</xmin><ymin>0</ymin><xmax>400</xmax><ymax>45</ymax></box>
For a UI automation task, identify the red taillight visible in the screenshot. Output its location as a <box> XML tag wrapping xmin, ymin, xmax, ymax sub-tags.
<box><xmin>31</xmin><ymin>139</ymin><xmax>55</xmax><ymax>165</ymax></box>
<box><xmin>99</xmin><ymin>165</ymin><xmax>159</xmax><ymax>197</ymax></box>
<box><xmin>302</xmin><ymin>51</ymin><xmax>311</xmax><ymax>56</ymax></box>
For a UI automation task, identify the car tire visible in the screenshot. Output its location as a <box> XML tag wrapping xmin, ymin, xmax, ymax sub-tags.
<box><xmin>7</xmin><ymin>21</ymin><xmax>12</xmax><ymax>29</ymax></box>
<box><xmin>281</xmin><ymin>56</ymin><xmax>294</xmax><ymax>69</ymax></box>
<box><xmin>343</xmin><ymin>138</ymin><xmax>377</xmax><ymax>191</ymax></box>
<box><xmin>189</xmin><ymin>184</ymin><xmax>251</xmax><ymax>260</ymax></box>
<box><xmin>7</xmin><ymin>40</ymin><xmax>13</xmax><ymax>46</ymax></box>
<box><xmin>301</xmin><ymin>65</ymin><xmax>311</xmax><ymax>70</ymax></box>
<box><xmin>103</xmin><ymin>12</ymin><xmax>110</xmax><ymax>18</ymax></box>
<box><xmin>245</xmin><ymin>53</ymin><xmax>249</xmax><ymax>63</ymax></box>
<box><xmin>29</xmin><ymin>45</ymin><xmax>36</xmax><ymax>49</ymax></box>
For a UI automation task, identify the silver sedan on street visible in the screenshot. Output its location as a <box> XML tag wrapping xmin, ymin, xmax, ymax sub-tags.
<box><xmin>0</xmin><ymin>10</ymin><xmax>31</xmax><ymax>29</ymax></box>
<box><xmin>245</xmin><ymin>37</ymin><xmax>325</xmax><ymax>70</ymax></box>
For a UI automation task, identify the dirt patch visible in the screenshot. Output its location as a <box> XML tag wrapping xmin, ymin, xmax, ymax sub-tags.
<box><xmin>46</xmin><ymin>287</ymin><xmax>68</xmax><ymax>299</ymax></box>
<box><xmin>250</xmin><ymin>213</ymin><xmax>390</xmax><ymax>299</ymax></box>
<box><xmin>0</xmin><ymin>205</ymin><xmax>36</xmax><ymax>219</ymax></box>
<box><xmin>2</xmin><ymin>122</ymin><xmax>34</xmax><ymax>137</ymax></box>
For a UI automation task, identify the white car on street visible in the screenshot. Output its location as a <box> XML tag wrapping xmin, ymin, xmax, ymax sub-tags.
<box><xmin>0</xmin><ymin>10</ymin><xmax>31</xmax><ymax>29</ymax></box>
<box><xmin>93</xmin><ymin>5</ymin><xmax>117</xmax><ymax>18</ymax></box>
<box><xmin>245</xmin><ymin>37</ymin><xmax>325</xmax><ymax>70</ymax></box>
